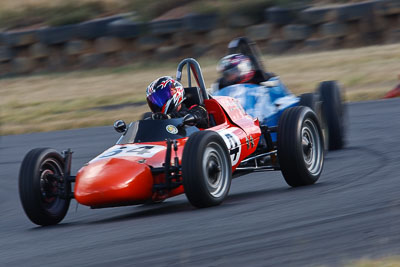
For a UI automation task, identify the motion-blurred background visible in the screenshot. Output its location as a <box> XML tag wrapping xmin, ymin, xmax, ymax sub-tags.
<box><xmin>0</xmin><ymin>0</ymin><xmax>399</xmax><ymax>135</ymax></box>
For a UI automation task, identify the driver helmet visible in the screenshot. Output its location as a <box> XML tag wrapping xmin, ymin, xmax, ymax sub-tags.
<box><xmin>217</xmin><ymin>53</ymin><xmax>255</xmax><ymax>84</ymax></box>
<box><xmin>146</xmin><ymin>76</ymin><xmax>185</xmax><ymax>114</ymax></box>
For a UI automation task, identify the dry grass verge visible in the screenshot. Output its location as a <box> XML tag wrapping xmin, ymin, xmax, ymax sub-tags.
<box><xmin>346</xmin><ymin>256</ymin><xmax>400</xmax><ymax>267</ymax></box>
<box><xmin>1</xmin><ymin>43</ymin><xmax>399</xmax><ymax>135</ymax></box>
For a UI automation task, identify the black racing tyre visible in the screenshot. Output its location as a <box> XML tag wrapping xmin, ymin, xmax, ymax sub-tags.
<box><xmin>265</xmin><ymin>7</ymin><xmax>295</xmax><ymax>25</ymax></box>
<box><xmin>299</xmin><ymin>92</ymin><xmax>328</xmax><ymax>150</ymax></box>
<box><xmin>278</xmin><ymin>106</ymin><xmax>324</xmax><ymax>187</ymax></box>
<box><xmin>19</xmin><ymin>148</ymin><xmax>71</xmax><ymax>226</ymax></box>
<box><xmin>37</xmin><ymin>25</ymin><xmax>77</xmax><ymax>45</ymax></box>
<box><xmin>78</xmin><ymin>15</ymin><xmax>123</xmax><ymax>39</ymax></box>
<box><xmin>182</xmin><ymin>131</ymin><xmax>232</xmax><ymax>208</ymax></box>
<box><xmin>299</xmin><ymin>93</ymin><xmax>317</xmax><ymax>111</ymax></box>
<box><xmin>317</xmin><ymin>81</ymin><xmax>346</xmax><ymax>150</ymax></box>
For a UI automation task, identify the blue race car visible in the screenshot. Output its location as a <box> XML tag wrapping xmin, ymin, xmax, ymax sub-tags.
<box><xmin>212</xmin><ymin>37</ymin><xmax>346</xmax><ymax>150</ymax></box>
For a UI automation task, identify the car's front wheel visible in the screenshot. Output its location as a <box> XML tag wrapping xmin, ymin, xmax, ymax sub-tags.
<box><xmin>19</xmin><ymin>148</ymin><xmax>71</xmax><ymax>226</ymax></box>
<box><xmin>182</xmin><ymin>131</ymin><xmax>232</xmax><ymax>208</ymax></box>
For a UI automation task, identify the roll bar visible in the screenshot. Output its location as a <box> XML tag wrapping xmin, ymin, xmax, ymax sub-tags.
<box><xmin>176</xmin><ymin>58</ymin><xmax>209</xmax><ymax>100</ymax></box>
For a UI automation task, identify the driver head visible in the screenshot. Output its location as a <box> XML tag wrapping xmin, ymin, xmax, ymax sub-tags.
<box><xmin>146</xmin><ymin>76</ymin><xmax>185</xmax><ymax>114</ymax></box>
<box><xmin>217</xmin><ymin>54</ymin><xmax>255</xmax><ymax>84</ymax></box>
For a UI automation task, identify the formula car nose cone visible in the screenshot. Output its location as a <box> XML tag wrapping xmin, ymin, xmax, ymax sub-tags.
<box><xmin>74</xmin><ymin>158</ymin><xmax>153</xmax><ymax>207</ymax></box>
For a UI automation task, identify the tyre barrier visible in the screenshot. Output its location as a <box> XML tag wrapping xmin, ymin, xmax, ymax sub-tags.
<box><xmin>78</xmin><ymin>15</ymin><xmax>124</xmax><ymax>40</ymax></box>
<box><xmin>37</xmin><ymin>25</ymin><xmax>78</xmax><ymax>45</ymax></box>
<box><xmin>0</xmin><ymin>1</ymin><xmax>399</xmax><ymax>75</ymax></box>
<box><xmin>0</xmin><ymin>46</ymin><xmax>14</xmax><ymax>62</ymax></box>
<box><xmin>107</xmin><ymin>20</ymin><xmax>147</xmax><ymax>38</ymax></box>
<box><xmin>245</xmin><ymin>23</ymin><xmax>273</xmax><ymax>41</ymax></box>
<box><xmin>320</xmin><ymin>22</ymin><xmax>348</xmax><ymax>38</ymax></box>
<box><xmin>3</xmin><ymin>30</ymin><xmax>37</xmax><ymax>47</ymax></box>
<box><xmin>183</xmin><ymin>14</ymin><xmax>218</xmax><ymax>32</ymax></box>
<box><xmin>282</xmin><ymin>24</ymin><xmax>312</xmax><ymax>41</ymax></box>
<box><xmin>265</xmin><ymin>7</ymin><xmax>296</xmax><ymax>25</ymax></box>
<box><xmin>150</xmin><ymin>19</ymin><xmax>183</xmax><ymax>35</ymax></box>
<box><xmin>29</xmin><ymin>43</ymin><xmax>49</xmax><ymax>59</ymax></box>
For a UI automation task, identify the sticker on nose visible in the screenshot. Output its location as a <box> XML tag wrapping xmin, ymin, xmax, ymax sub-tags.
<box><xmin>166</xmin><ymin>125</ymin><xmax>178</xmax><ymax>134</ymax></box>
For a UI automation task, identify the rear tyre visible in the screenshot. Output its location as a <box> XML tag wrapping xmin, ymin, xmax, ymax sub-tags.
<box><xmin>182</xmin><ymin>131</ymin><xmax>232</xmax><ymax>208</ymax></box>
<box><xmin>299</xmin><ymin>93</ymin><xmax>317</xmax><ymax>111</ymax></box>
<box><xmin>19</xmin><ymin>148</ymin><xmax>71</xmax><ymax>226</ymax></box>
<box><xmin>299</xmin><ymin>92</ymin><xmax>327</xmax><ymax>150</ymax></box>
<box><xmin>317</xmin><ymin>81</ymin><xmax>346</xmax><ymax>150</ymax></box>
<box><xmin>278</xmin><ymin>106</ymin><xmax>324</xmax><ymax>187</ymax></box>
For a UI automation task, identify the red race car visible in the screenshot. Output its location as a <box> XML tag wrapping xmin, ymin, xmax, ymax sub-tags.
<box><xmin>19</xmin><ymin>58</ymin><xmax>324</xmax><ymax>226</ymax></box>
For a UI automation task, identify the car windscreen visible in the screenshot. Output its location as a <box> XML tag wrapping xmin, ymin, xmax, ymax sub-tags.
<box><xmin>116</xmin><ymin>118</ymin><xmax>199</xmax><ymax>144</ymax></box>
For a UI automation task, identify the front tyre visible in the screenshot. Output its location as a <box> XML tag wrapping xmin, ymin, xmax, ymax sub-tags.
<box><xmin>278</xmin><ymin>107</ymin><xmax>324</xmax><ymax>187</ymax></box>
<box><xmin>182</xmin><ymin>131</ymin><xmax>232</xmax><ymax>208</ymax></box>
<box><xmin>19</xmin><ymin>148</ymin><xmax>71</xmax><ymax>226</ymax></box>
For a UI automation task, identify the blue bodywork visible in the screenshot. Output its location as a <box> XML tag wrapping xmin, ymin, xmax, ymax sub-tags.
<box><xmin>213</xmin><ymin>77</ymin><xmax>299</xmax><ymax>142</ymax></box>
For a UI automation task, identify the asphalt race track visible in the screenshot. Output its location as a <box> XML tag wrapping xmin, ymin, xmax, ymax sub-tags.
<box><xmin>1</xmin><ymin>98</ymin><xmax>400</xmax><ymax>266</ymax></box>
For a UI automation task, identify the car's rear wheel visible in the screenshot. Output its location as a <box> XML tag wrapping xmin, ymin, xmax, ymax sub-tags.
<box><xmin>317</xmin><ymin>81</ymin><xmax>346</xmax><ymax>150</ymax></box>
<box><xmin>299</xmin><ymin>93</ymin><xmax>317</xmax><ymax>111</ymax></box>
<box><xmin>182</xmin><ymin>131</ymin><xmax>232</xmax><ymax>208</ymax></box>
<box><xmin>299</xmin><ymin>92</ymin><xmax>328</xmax><ymax>150</ymax></box>
<box><xmin>19</xmin><ymin>148</ymin><xmax>71</xmax><ymax>226</ymax></box>
<box><xmin>278</xmin><ymin>106</ymin><xmax>324</xmax><ymax>187</ymax></box>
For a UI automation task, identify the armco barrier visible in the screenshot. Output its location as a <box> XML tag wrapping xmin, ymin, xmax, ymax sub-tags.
<box><xmin>0</xmin><ymin>0</ymin><xmax>399</xmax><ymax>76</ymax></box>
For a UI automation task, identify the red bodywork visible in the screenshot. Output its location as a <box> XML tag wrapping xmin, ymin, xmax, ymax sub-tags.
<box><xmin>74</xmin><ymin>96</ymin><xmax>261</xmax><ymax>208</ymax></box>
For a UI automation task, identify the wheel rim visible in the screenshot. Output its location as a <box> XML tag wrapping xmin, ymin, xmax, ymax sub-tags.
<box><xmin>301</xmin><ymin>119</ymin><xmax>323</xmax><ymax>175</ymax></box>
<box><xmin>202</xmin><ymin>142</ymin><xmax>229</xmax><ymax>198</ymax></box>
<box><xmin>39</xmin><ymin>158</ymin><xmax>64</xmax><ymax>212</ymax></box>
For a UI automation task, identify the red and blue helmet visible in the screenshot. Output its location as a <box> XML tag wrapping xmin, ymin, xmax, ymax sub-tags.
<box><xmin>217</xmin><ymin>54</ymin><xmax>255</xmax><ymax>84</ymax></box>
<box><xmin>146</xmin><ymin>76</ymin><xmax>185</xmax><ymax>114</ymax></box>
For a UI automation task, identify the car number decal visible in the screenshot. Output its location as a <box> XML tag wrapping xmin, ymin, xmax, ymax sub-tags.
<box><xmin>91</xmin><ymin>144</ymin><xmax>165</xmax><ymax>162</ymax></box>
<box><xmin>218</xmin><ymin>128</ymin><xmax>242</xmax><ymax>166</ymax></box>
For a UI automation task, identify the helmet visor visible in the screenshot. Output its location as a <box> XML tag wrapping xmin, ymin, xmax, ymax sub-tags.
<box><xmin>147</xmin><ymin>86</ymin><xmax>173</xmax><ymax>113</ymax></box>
<box><xmin>223</xmin><ymin>66</ymin><xmax>241</xmax><ymax>83</ymax></box>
